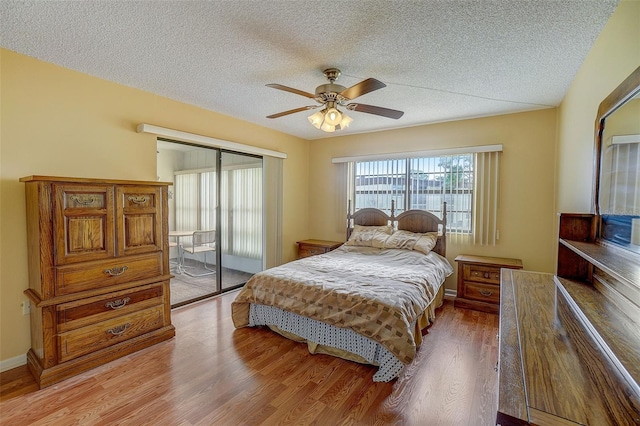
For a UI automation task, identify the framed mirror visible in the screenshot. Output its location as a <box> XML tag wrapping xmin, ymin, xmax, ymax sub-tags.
<box><xmin>594</xmin><ymin>65</ymin><xmax>640</xmax><ymax>252</ymax></box>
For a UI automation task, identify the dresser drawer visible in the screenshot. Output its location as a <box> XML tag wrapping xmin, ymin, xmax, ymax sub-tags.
<box><xmin>463</xmin><ymin>264</ymin><xmax>501</xmax><ymax>285</ymax></box>
<box><xmin>462</xmin><ymin>281</ymin><xmax>500</xmax><ymax>304</ymax></box>
<box><xmin>58</xmin><ymin>305</ymin><xmax>165</xmax><ymax>362</ymax></box>
<box><xmin>299</xmin><ymin>246</ymin><xmax>328</xmax><ymax>258</ymax></box>
<box><xmin>56</xmin><ymin>283</ymin><xmax>165</xmax><ymax>332</ymax></box>
<box><xmin>55</xmin><ymin>252</ymin><xmax>163</xmax><ymax>296</ymax></box>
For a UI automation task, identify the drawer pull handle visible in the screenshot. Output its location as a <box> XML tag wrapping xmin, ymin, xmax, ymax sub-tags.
<box><xmin>128</xmin><ymin>195</ymin><xmax>149</xmax><ymax>204</ymax></box>
<box><xmin>105</xmin><ymin>297</ymin><xmax>131</xmax><ymax>310</ymax></box>
<box><xmin>106</xmin><ymin>323</ymin><xmax>131</xmax><ymax>336</ymax></box>
<box><xmin>104</xmin><ymin>266</ymin><xmax>128</xmax><ymax>276</ymax></box>
<box><xmin>69</xmin><ymin>195</ymin><xmax>96</xmax><ymax>206</ymax></box>
<box><xmin>479</xmin><ymin>290</ymin><xmax>494</xmax><ymax>297</ymax></box>
<box><xmin>483</xmin><ymin>272</ymin><xmax>490</xmax><ymax>279</ymax></box>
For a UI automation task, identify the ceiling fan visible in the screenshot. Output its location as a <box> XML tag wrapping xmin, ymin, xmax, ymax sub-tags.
<box><xmin>266</xmin><ymin>68</ymin><xmax>404</xmax><ymax>132</ymax></box>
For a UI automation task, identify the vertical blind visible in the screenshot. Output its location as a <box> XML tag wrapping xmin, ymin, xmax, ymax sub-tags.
<box><xmin>175</xmin><ymin>173</ymin><xmax>199</xmax><ymax>231</ymax></box>
<box><xmin>473</xmin><ymin>151</ymin><xmax>500</xmax><ymax>245</ymax></box>
<box><xmin>175</xmin><ymin>166</ymin><xmax>262</xmax><ymax>258</ymax></box>
<box><xmin>602</xmin><ymin>142</ymin><xmax>640</xmax><ymax>215</ymax></box>
<box><xmin>200</xmin><ymin>171</ymin><xmax>216</xmax><ymax>231</ymax></box>
<box><xmin>221</xmin><ymin>166</ymin><xmax>263</xmax><ymax>259</ymax></box>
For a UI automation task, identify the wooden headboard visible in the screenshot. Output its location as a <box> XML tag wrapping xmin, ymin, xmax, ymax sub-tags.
<box><xmin>346</xmin><ymin>201</ymin><xmax>447</xmax><ymax>257</ymax></box>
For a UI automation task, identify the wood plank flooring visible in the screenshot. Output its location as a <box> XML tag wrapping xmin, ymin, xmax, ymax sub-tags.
<box><xmin>0</xmin><ymin>292</ymin><xmax>499</xmax><ymax>425</ymax></box>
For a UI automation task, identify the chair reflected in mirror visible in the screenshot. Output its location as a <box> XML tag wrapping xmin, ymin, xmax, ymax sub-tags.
<box><xmin>181</xmin><ymin>230</ymin><xmax>216</xmax><ymax>277</ymax></box>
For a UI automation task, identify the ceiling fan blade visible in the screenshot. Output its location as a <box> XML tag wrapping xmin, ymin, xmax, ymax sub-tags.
<box><xmin>347</xmin><ymin>103</ymin><xmax>404</xmax><ymax>119</ymax></box>
<box><xmin>340</xmin><ymin>78</ymin><xmax>386</xmax><ymax>100</ymax></box>
<box><xmin>266</xmin><ymin>105</ymin><xmax>318</xmax><ymax>119</ymax></box>
<box><xmin>266</xmin><ymin>83</ymin><xmax>316</xmax><ymax>99</ymax></box>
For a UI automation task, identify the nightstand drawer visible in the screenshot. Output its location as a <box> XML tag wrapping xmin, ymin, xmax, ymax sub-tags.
<box><xmin>297</xmin><ymin>239</ymin><xmax>342</xmax><ymax>259</ymax></box>
<box><xmin>299</xmin><ymin>246</ymin><xmax>328</xmax><ymax>258</ymax></box>
<box><xmin>463</xmin><ymin>264</ymin><xmax>501</xmax><ymax>285</ymax></box>
<box><xmin>462</xmin><ymin>281</ymin><xmax>500</xmax><ymax>304</ymax></box>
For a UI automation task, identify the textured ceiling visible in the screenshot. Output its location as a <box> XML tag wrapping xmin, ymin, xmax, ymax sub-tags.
<box><xmin>0</xmin><ymin>1</ymin><xmax>619</xmax><ymax>140</ymax></box>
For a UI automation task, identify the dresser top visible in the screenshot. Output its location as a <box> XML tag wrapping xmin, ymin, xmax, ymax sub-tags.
<box><xmin>20</xmin><ymin>175</ymin><xmax>172</xmax><ymax>186</ymax></box>
<box><xmin>454</xmin><ymin>254</ymin><xmax>522</xmax><ymax>268</ymax></box>
<box><xmin>499</xmin><ymin>269</ymin><xmax>640</xmax><ymax>425</ymax></box>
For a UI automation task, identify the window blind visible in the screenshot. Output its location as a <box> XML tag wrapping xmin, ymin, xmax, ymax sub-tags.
<box><xmin>473</xmin><ymin>151</ymin><xmax>500</xmax><ymax>245</ymax></box>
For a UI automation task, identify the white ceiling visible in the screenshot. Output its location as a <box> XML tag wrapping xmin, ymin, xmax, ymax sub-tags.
<box><xmin>0</xmin><ymin>1</ymin><xmax>619</xmax><ymax>140</ymax></box>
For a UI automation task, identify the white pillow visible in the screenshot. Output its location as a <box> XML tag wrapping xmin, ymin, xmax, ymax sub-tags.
<box><xmin>414</xmin><ymin>232</ymin><xmax>438</xmax><ymax>254</ymax></box>
<box><xmin>383</xmin><ymin>230</ymin><xmax>421</xmax><ymax>250</ymax></box>
<box><xmin>383</xmin><ymin>230</ymin><xmax>438</xmax><ymax>254</ymax></box>
<box><xmin>345</xmin><ymin>225</ymin><xmax>393</xmax><ymax>247</ymax></box>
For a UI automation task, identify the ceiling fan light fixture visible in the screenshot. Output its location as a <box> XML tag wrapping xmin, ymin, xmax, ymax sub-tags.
<box><xmin>324</xmin><ymin>107</ymin><xmax>342</xmax><ymax>126</ymax></box>
<box><xmin>339</xmin><ymin>113</ymin><xmax>353</xmax><ymax>129</ymax></box>
<box><xmin>308</xmin><ymin>107</ymin><xmax>347</xmax><ymax>132</ymax></box>
<box><xmin>320</xmin><ymin>122</ymin><xmax>336</xmax><ymax>132</ymax></box>
<box><xmin>308</xmin><ymin>110</ymin><xmax>324</xmax><ymax>129</ymax></box>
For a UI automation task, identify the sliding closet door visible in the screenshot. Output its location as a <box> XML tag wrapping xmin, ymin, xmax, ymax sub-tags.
<box><xmin>219</xmin><ymin>151</ymin><xmax>264</xmax><ymax>290</ymax></box>
<box><xmin>157</xmin><ymin>141</ymin><xmax>218</xmax><ymax>306</ymax></box>
<box><xmin>158</xmin><ymin>142</ymin><xmax>265</xmax><ymax>306</ymax></box>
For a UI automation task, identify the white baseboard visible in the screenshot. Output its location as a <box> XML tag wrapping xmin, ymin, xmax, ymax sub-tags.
<box><xmin>0</xmin><ymin>354</ymin><xmax>27</xmax><ymax>373</ymax></box>
<box><xmin>444</xmin><ymin>288</ymin><xmax>457</xmax><ymax>300</ymax></box>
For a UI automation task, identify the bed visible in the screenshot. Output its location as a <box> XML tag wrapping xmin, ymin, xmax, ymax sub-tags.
<box><xmin>231</xmin><ymin>203</ymin><xmax>453</xmax><ymax>381</ymax></box>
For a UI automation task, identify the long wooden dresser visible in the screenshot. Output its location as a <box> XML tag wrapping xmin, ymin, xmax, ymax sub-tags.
<box><xmin>497</xmin><ymin>213</ymin><xmax>640</xmax><ymax>425</ymax></box>
<box><xmin>20</xmin><ymin>176</ymin><xmax>175</xmax><ymax>388</ymax></box>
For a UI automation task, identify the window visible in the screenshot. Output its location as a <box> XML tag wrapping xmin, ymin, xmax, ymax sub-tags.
<box><xmin>352</xmin><ymin>154</ymin><xmax>473</xmax><ymax>232</ymax></box>
<box><xmin>346</xmin><ymin>148</ymin><xmax>500</xmax><ymax>245</ymax></box>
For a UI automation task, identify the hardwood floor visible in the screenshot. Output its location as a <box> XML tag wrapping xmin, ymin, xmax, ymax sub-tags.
<box><xmin>0</xmin><ymin>293</ymin><xmax>499</xmax><ymax>425</ymax></box>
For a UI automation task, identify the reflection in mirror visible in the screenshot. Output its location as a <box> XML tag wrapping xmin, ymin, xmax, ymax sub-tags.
<box><xmin>597</xmin><ymin>67</ymin><xmax>640</xmax><ymax>253</ymax></box>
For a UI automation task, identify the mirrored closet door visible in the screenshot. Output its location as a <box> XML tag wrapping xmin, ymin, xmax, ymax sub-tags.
<box><xmin>157</xmin><ymin>140</ymin><xmax>264</xmax><ymax>307</ymax></box>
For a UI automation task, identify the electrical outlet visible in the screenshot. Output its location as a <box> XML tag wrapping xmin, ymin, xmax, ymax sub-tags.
<box><xmin>22</xmin><ymin>300</ymin><xmax>30</xmax><ymax>315</ymax></box>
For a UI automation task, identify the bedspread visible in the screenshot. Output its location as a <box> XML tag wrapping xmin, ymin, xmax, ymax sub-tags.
<box><xmin>232</xmin><ymin>245</ymin><xmax>453</xmax><ymax>364</ymax></box>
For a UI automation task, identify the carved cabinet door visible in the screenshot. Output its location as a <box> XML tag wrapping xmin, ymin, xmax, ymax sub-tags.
<box><xmin>53</xmin><ymin>184</ymin><xmax>116</xmax><ymax>265</ymax></box>
<box><xmin>115</xmin><ymin>186</ymin><xmax>163</xmax><ymax>257</ymax></box>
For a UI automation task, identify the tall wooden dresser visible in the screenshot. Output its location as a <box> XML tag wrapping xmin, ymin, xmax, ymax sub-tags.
<box><xmin>20</xmin><ymin>176</ymin><xmax>175</xmax><ymax>388</ymax></box>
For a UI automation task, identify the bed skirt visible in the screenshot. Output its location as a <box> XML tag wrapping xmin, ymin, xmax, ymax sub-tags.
<box><xmin>247</xmin><ymin>285</ymin><xmax>445</xmax><ymax>382</ymax></box>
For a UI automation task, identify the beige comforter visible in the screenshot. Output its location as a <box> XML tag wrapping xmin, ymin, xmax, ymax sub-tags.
<box><xmin>232</xmin><ymin>245</ymin><xmax>453</xmax><ymax>364</ymax></box>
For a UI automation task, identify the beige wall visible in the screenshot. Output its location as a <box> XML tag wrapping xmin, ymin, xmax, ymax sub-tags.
<box><xmin>556</xmin><ymin>0</ymin><xmax>640</xmax><ymax>214</ymax></box>
<box><xmin>308</xmin><ymin>109</ymin><xmax>559</xmax><ymax>292</ymax></box>
<box><xmin>0</xmin><ymin>49</ymin><xmax>309</xmax><ymax>363</ymax></box>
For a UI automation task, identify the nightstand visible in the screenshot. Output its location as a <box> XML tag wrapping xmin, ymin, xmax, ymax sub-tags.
<box><xmin>454</xmin><ymin>254</ymin><xmax>523</xmax><ymax>314</ymax></box>
<box><xmin>296</xmin><ymin>239</ymin><xmax>342</xmax><ymax>259</ymax></box>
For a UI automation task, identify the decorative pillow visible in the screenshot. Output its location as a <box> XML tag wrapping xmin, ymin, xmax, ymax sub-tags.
<box><xmin>383</xmin><ymin>230</ymin><xmax>438</xmax><ymax>254</ymax></box>
<box><xmin>413</xmin><ymin>232</ymin><xmax>438</xmax><ymax>254</ymax></box>
<box><xmin>383</xmin><ymin>230</ymin><xmax>422</xmax><ymax>250</ymax></box>
<box><xmin>345</xmin><ymin>225</ymin><xmax>393</xmax><ymax>247</ymax></box>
